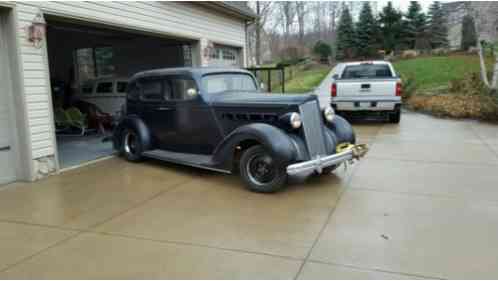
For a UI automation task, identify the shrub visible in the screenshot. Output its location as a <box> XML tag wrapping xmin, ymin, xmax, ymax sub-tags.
<box><xmin>399</xmin><ymin>73</ymin><xmax>417</xmax><ymax>100</ymax></box>
<box><xmin>312</xmin><ymin>40</ymin><xmax>332</xmax><ymax>62</ymax></box>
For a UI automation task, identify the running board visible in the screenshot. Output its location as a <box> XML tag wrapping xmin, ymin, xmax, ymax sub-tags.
<box><xmin>142</xmin><ymin>149</ymin><xmax>231</xmax><ymax>174</ymax></box>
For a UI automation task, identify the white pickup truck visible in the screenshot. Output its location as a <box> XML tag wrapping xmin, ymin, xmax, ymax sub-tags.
<box><xmin>330</xmin><ymin>61</ymin><xmax>402</xmax><ymax>123</ymax></box>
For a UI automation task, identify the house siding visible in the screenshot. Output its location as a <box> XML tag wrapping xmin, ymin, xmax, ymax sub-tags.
<box><xmin>0</xmin><ymin>1</ymin><xmax>248</xmax><ymax>180</ymax></box>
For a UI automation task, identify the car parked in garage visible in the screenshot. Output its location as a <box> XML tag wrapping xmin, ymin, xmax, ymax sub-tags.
<box><xmin>113</xmin><ymin>68</ymin><xmax>368</xmax><ymax>192</ymax></box>
<box><xmin>330</xmin><ymin>61</ymin><xmax>402</xmax><ymax>123</ymax></box>
<box><xmin>78</xmin><ymin>77</ymin><xmax>129</xmax><ymax>119</ymax></box>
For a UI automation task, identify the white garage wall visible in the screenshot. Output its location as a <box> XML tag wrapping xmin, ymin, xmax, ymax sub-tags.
<box><xmin>6</xmin><ymin>1</ymin><xmax>248</xmax><ymax>179</ymax></box>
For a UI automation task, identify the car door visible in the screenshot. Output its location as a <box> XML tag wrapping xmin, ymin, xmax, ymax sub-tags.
<box><xmin>138</xmin><ymin>77</ymin><xmax>176</xmax><ymax>151</ymax></box>
<box><xmin>166</xmin><ymin>75</ymin><xmax>223</xmax><ymax>155</ymax></box>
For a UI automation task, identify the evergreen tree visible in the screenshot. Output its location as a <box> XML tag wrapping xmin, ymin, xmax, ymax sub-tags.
<box><xmin>336</xmin><ymin>6</ymin><xmax>356</xmax><ymax>60</ymax></box>
<box><xmin>427</xmin><ymin>1</ymin><xmax>449</xmax><ymax>48</ymax></box>
<box><xmin>355</xmin><ymin>2</ymin><xmax>380</xmax><ymax>58</ymax></box>
<box><xmin>461</xmin><ymin>14</ymin><xmax>477</xmax><ymax>50</ymax></box>
<box><xmin>379</xmin><ymin>2</ymin><xmax>404</xmax><ymax>53</ymax></box>
<box><xmin>404</xmin><ymin>1</ymin><xmax>429</xmax><ymax>50</ymax></box>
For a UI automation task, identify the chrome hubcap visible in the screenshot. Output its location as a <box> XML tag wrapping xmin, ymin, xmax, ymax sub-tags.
<box><xmin>124</xmin><ymin>132</ymin><xmax>138</xmax><ymax>155</ymax></box>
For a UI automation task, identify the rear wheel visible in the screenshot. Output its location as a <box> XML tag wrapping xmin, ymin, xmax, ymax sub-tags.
<box><xmin>388</xmin><ymin>109</ymin><xmax>401</xmax><ymax>123</ymax></box>
<box><xmin>121</xmin><ymin>128</ymin><xmax>143</xmax><ymax>162</ymax></box>
<box><xmin>239</xmin><ymin>145</ymin><xmax>287</xmax><ymax>193</ymax></box>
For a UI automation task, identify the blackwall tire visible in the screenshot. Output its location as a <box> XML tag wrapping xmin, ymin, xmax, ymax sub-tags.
<box><xmin>239</xmin><ymin>145</ymin><xmax>287</xmax><ymax>193</ymax></box>
<box><xmin>389</xmin><ymin>110</ymin><xmax>401</xmax><ymax>124</ymax></box>
<box><xmin>121</xmin><ymin>128</ymin><xmax>143</xmax><ymax>162</ymax></box>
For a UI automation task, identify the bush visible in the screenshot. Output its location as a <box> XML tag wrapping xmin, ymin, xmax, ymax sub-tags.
<box><xmin>400</xmin><ymin>73</ymin><xmax>417</xmax><ymax>100</ymax></box>
<box><xmin>407</xmin><ymin>94</ymin><xmax>498</xmax><ymax>120</ymax></box>
<box><xmin>312</xmin><ymin>41</ymin><xmax>332</xmax><ymax>62</ymax></box>
<box><xmin>448</xmin><ymin>72</ymin><xmax>487</xmax><ymax>96</ymax></box>
<box><xmin>406</xmin><ymin>72</ymin><xmax>498</xmax><ymax>121</ymax></box>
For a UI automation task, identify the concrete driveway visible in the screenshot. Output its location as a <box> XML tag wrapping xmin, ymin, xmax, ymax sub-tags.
<box><xmin>1</xmin><ymin>112</ymin><xmax>498</xmax><ymax>279</ymax></box>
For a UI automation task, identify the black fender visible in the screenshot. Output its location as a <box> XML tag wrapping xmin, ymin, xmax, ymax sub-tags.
<box><xmin>112</xmin><ymin>115</ymin><xmax>152</xmax><ymax>151</ymax></box>
<box><xmin>212</xmin><ymin>123</ymin><xmax>297</xmax><ymax>171</ymax></box>
<box><xmin>325</xmin><ymin>115</ymin><xmax>356</xmax><ymax>144</ymax></box>
<box><xmin>323</xmin><ymin>126</ymin><xmax>339</xmax><ymax>154</ymax></box>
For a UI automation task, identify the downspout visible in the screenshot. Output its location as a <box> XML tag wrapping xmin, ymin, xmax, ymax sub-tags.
<box><xmin>245</xmin><ymin>19</ymin><xmax>255</xmax><ymax>67</ymax></box>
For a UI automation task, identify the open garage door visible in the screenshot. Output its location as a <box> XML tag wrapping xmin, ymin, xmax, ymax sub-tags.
<box><xmin>45</xmin><ymin>17</ymin><xmax>195</xmax><ymax>169</ymax></box>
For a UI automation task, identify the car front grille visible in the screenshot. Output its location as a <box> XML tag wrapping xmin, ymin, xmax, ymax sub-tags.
<box><xmin>299</xmin><ymin>100</ymin><xmax>327</xmax><ymax>158</ymax></box>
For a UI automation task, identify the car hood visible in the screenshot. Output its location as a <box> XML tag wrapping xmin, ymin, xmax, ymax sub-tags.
<box><xmin>208</xmin><ymin>92</ymin><xmax>318</xmax><ymax>107</ymax></box>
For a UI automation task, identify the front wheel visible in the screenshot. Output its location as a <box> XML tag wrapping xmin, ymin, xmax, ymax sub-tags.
<box><xmin>239</xmin><ymin>145</ymin><xmax>287</xmax><ymax>193</ymax></box>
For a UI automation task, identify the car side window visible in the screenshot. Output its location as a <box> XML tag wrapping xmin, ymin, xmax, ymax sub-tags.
<box><xmin>127</xmin><ymin>82</ymin><xmax>140</xmax><ymax>101</ymax></box>
<box><xmin>169</xmin><ymin>76</ymin><xmax>198</xmax><ymax>101</ymax></box>
<box><xmin>141</xmin><ymin>79</ymin><xmax>163</xmax><ymax>102</ymax></box>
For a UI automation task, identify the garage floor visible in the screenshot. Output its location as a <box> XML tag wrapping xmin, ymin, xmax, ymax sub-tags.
<box><xmin>56</xmin><ymin>134</ymin><xmax>115</xmax><ymax>169</ymax></box>
<box><xmin>1</xmin><ymin>112</ymin><xmax>498</xmax><ymax>279</ymax></box>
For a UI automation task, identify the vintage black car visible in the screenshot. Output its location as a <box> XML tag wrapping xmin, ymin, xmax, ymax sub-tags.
<box><xmin>113</xmin><ymin>67</ymin><xmax>367</xmax><ymax>193</ymax></box>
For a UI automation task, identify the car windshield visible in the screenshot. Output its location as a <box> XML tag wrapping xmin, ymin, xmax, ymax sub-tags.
<box><xmin>342</xmin><ymin>64</ymin><xmax>393</xmax><ymax>79</ymax></box>
<box><xmin>202</xmin><ymin>73</ymin><xmax>258</xmax><ymax>94</ymax></box>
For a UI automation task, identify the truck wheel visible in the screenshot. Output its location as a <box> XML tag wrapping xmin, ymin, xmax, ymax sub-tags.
<box><xmin>389</xmin><ymin>110</ymin><xmax>401</xmax><ymax>124</ymax></box>
<box><xmin>121</xmin><ymin>128</ymin><xmax>143</xmax><ymax>162</ymax></box>
<box><xmin>239</xmin><ymin>145</ymin><xmax>287</xmax><ymax>193</ymax></box>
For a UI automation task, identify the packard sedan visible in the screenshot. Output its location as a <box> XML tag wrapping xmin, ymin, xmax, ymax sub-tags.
<box><xmin>113</xmin><ymin>67</ymin><xmax>367</xmax><ymax>193</ymax></box>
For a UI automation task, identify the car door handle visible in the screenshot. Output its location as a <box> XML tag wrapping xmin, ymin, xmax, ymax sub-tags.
<box><xmin>156</xmin><ymin>107</ymin><xmax>173</xmax><ymax>111</ymax></box>
<box><xmin>0</xmin><ymin>146</ymin><xmax>11</xmax><ymax>151</ymax></box>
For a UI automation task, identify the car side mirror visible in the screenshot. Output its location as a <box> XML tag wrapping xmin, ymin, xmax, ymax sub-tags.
<box><xmin>186</xmin><ymin>88</ymin><xmax>198</xmax><ymax>98</ymax></box>
<box><xmin>332</xmin><ymin>74</ymin><xmax>339</xmax><ymax>80</ymax></box>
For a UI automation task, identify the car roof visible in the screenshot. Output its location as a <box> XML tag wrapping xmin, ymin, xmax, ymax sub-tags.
<box><xmin>130</xmin><ymin>67</ymin><xmax>253</xmax><ymax>81</ymax></box>
<box><xmin>339</xmin><ymin>60</ymin><xmax>391</xmax><ymax>66</ymax></box>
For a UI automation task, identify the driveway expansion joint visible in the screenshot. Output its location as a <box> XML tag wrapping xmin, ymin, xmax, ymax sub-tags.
<box><xmin>293</xmin><ymin>161</ymin><xmax>362</xmax><ymax>279</ymax></box>
<box><xmin>306</xmin><ymin>259</ymin><xmax>445</xmax><ymax>280</ymax></box>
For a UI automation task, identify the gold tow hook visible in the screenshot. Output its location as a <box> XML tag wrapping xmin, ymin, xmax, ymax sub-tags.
<box><xmin>336</xmin><ymin>143</ymin><xmax>369</xmax><ymax>161</ymax></box>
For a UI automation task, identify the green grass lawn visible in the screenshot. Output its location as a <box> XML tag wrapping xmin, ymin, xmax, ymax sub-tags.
<box><xmin>283</xmin><ymin>64</ymin><xmax>330</xmax><ymax>93</ymax></box>
<box><xmin>393</xmin><ymin>54</ymin><xmax>494</xmax><ymax>90</ymax></box>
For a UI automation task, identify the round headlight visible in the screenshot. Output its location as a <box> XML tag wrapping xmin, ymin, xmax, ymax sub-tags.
<box><xmin>290</xmin><ymin>112</ymin><xmax>302</xmax><ymax>129</ymax></box>
<box><xmin>323</xmin><ymin>106</ymin><xmax>335</xmax><ymax>123</ymax></box>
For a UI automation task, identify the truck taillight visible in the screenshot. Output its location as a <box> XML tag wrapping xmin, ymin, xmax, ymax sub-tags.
<box><xmin>331</xmin><ymin>83</ymin><xmax>337</xmax><ymax>97</ymax></box>
<box><xmin>396</xmin><ymin>82</ymin><xmax>402</xmax><ymax>97</ymax></box>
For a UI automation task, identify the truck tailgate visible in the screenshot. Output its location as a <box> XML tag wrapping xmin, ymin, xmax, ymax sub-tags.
<box><xmin>336</xmin><ymin>80</ymin><xmax>397</xmax><ymax>97</ymax></box>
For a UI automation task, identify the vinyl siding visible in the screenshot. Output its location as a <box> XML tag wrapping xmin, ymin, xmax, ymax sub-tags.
<box><xmin>6</xmin><ymin>1</ymin><xmax>247</xmax><ymax>168</ymax></box>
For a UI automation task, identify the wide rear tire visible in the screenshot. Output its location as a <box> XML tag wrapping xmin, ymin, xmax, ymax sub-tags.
<box><xmin>120</xmin><ymin>128</ymin><xmax>144</xmax><ymax>162</ymax></box>
<box><xmin>239</xmin><ymin>145</ymin><xmax>287</xmax><ymax>193</ymax></box>
<box><xmin>389</xmin><ymin>110</ymin><xmax>401</xmax><ymax>124</ymax></box>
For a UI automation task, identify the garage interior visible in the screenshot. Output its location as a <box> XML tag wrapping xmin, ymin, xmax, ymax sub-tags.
<box><xmin>45</xmin><ymin>17</ymin><xmax>195</xmax><ymax>169</ymax></box>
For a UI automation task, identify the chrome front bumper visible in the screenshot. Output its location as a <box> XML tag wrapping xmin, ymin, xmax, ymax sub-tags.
<box><xmin>286</xmin><ymin>144</ymin><xmax>368</xmax><ymax>176</ymax></box>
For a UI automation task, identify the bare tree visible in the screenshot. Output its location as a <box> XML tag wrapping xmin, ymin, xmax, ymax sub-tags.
<box><xmin>295</xmin><ymin>2</ymin><xmax>308</xmax><ymax>44</ymax></box>
<box><xmin>254</xmin><ymin>1</ymin><xmax>272</xmax><ymax>65</ymax></box>
<box><xmin>471</xmin><ymin>6</ymin><xmax>498</xmax><ymax>90</ymax></box>
<box><xmin>279</xmin><ymin>2</ymin><xmax>296</xmax><ymax>42</ymax></box>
